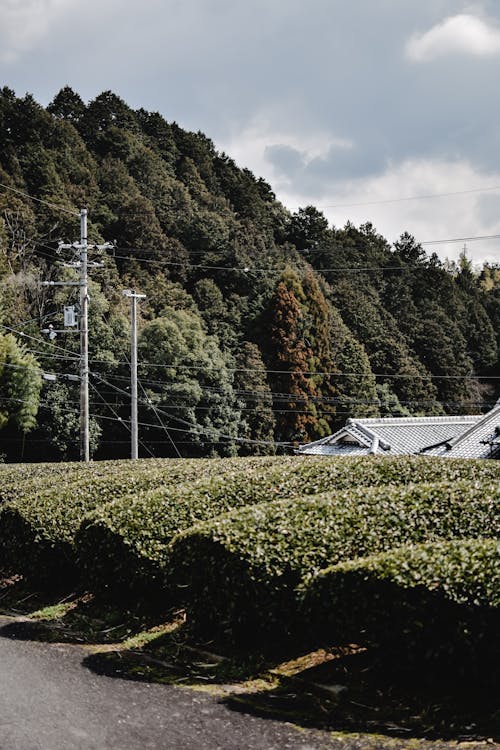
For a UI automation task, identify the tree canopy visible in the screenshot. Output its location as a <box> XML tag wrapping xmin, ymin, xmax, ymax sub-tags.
<box><xmin>0</xmin><ymin>87</ymin><xmax>498</xmax><ymax>459</ymax></box>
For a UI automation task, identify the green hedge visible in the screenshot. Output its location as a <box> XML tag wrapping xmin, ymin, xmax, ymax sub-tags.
<box><xmin>165</xmin><ymin>454</ymin><xmax>499</xmax><ymax>507</ymax></box>
<box><xmin>2</xmin><ymin>454</ymin><xmax>499</xmax><ymax>593</ymax></box>
<box><xmin>0</xmin><ymin>458</ymin><xmax>171</xmax><ymax>505</ymax></box>
<box><xmin>0</xmin><ymin>457</ymin><xmax>228</xmax><ymax>583</ymax></box>
<box><xmin>75</xmin><ymin>455</ymin><xmax>500</xmax><ymax>602</ymax></box>
<box><xmin>301</xmin><ymin>538</ymin><xmax>500</xmax><ymax>670</ymax></box>
<box><xmin>75</xmin><ymin>456</ymin><xmax>283</xmax><ymax>600</ymax></box>
<box><xmin>167</xmin><ymin>479</ymin><xmax>499</xmax><ymax>645</ymax></box>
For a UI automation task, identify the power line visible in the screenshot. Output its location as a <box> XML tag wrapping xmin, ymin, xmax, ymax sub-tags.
<box><xmin>9</xmin><ymin>330</ymin><xmax>496</xmax><ymax>380</ymax></box>
<box><xmin>137</xmin><ymin>377</ymin><xmax>182</xmax><ymax>458</ymax></box>
<box><xmin>112</xmin><ymin>251</ymin><xmax>404</xmax><ymax>274</ymax></box>
<box><xmin>0</xmin><ymin>324</ymin><xmax>80</xmax><ymax>359</ymax></box>
<box><xmin>421</xmin><ymin>233</ymin><xmax>500</xmax><ymax>247</ymax></box>
<box><xmin>111</xmin><ymin>364</ymin><xmax>500</xmax><ymax>381</ymax></box>
<box><xmin>92</xmin><ymin>373</ymin><xmax>293</xmax><ymax>447</ymax></box>
<box><xmin>110</xmin><ymin>246</ymin><xmax>498</xmax><ymax>275</ymax></box>
<box><xmin>304</xmin><ymin>184</ymin><xmax>500</xmax><ymax>210</ymax></box>
<box><xmin>0</xmin><ymin>181</ymin><xmax>79</xmax><ymax>217</ymax></box>
<box><xmin>88</xmin><ymin>379</ymin><xmax>156</xmax><ymax>459</ymax></box>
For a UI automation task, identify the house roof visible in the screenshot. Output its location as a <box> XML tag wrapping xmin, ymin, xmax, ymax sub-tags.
<box><xmin>297</xmin><ymin>414</ymin><xmax>485</xmax><ymax>457</ymax></box>
<box><xmin>429</xmin><ymin>404</ymin><xmax>500</xmax><ymax>459</ymax></box>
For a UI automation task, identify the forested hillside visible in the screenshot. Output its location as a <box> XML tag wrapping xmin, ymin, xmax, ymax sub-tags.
<box><xmin>0</xmin><ymin>87</ymin><xmax>498</xmax><ymax>460</ymax></box>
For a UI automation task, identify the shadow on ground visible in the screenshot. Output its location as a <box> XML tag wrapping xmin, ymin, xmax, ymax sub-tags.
<box><xmin>2</xmin><ymin>575</ymin><xmax>499</xmax><ymax>744</ymax></box>
<box><xmin>222</xmin><ymin>648</ymin><xmax>500</xmax><ymax>742</ymax></box>
<box><xmin>0</xmin><ymin>574</ymin><xmax>175</xmax><ymax>646</ymax></box>
<box><xmin>82</xmin><ymin>629</ymin><xmax>500</xmax><ymax>744</ymax></box>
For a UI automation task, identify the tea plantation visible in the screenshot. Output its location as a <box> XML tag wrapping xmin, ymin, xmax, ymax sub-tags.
<box><xmin>1</xmin><ymin>455</ymin><xmax>498</xmax><ymax>671</ymax></box>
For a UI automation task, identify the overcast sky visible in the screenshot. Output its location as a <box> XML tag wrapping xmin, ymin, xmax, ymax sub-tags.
<box><xmin>2</xmin><ymin>0</ymin><xmax>500</xmax><ymax>264</ymax></box>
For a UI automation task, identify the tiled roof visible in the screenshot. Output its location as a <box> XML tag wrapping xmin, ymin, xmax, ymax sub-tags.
<box><xmin>430</xmin><ymin>406</ymin><xmax>500</xmax><ymax>459</ymax></box>
<box><xmin>353</xmin><ymin>415</ymin><xmax>481</xmax><ymax>455</ymax></box>
<box><xmin>298</xmin><ymin>414</ymin><xmax>483</xmax><ymax>457</ymax></box>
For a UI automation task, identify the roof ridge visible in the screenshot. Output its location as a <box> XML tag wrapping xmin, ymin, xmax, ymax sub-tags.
<box><xmin>445</xmin><ymin>405</ymin><xmax>500</xmax><ymax>450</ymax></box>
<box><xmin>353</xmin><ymin>415</ymin><xmax>480</xmax><ymax>426</ymax></box>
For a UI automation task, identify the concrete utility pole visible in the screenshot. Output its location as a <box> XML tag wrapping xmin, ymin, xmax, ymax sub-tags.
<box><xmin>43</xmin><ymin>209</ymin><xmax>112</xmax><ymax>462</ymax></box>
<box><xmin>79</xmin><ymin>208</ymin><xmax>90</xmax><ymax>462</ymax></box>
<box><xmin>123</xmin><ymin>289</ymin><xmax>146</xmax><ymax>459</ymax></box>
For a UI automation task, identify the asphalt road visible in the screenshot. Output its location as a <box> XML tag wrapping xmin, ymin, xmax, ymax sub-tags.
<box><xmin>0</xmin><ymin>616</ymin><xmax>335</xmax><ymax>750</ymax></box>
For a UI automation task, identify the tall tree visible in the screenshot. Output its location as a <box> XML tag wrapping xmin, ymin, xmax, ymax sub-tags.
<box><xmin>0</xmin><ymin>332</ymin><xmax>42</xmax><ymax>433</ymax></box>
<box><xmin>267</xmin><ymin>271</ymin><xmax>318</xmax><ymax>443</ymax></box>
<box><xmin>234</xmin><ymin>342</ymin><xmax>276</xmax><ymax>454</ymax></box>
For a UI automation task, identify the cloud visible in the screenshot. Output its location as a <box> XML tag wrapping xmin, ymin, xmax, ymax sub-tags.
<box><xmin>406</xmin><ymin>13</ymin><xmax>500</xmax><ymax>62</ymax></box>
<box><xmin>223</xmin><ymin>117</ymin><xmax>353</xmax><ymax>186</ymax></box>
<box><xmin>0</xmin><ymin>0</ymin><xmax>77</xmax><ymax>63</ymax></box>
<box><xmin>2</xmin><ymin>0</ymin><xmax>500</xmax><ymax>265</ymax></box>
<box><xmin>223</xmin><ymin>124</ymin><xmax>500</xmax><ymax>263</ymax></box>
<box><xmin>309</xmin><ymin>159</ymin><xmax>500</xmax><ymax>264</ymax></box>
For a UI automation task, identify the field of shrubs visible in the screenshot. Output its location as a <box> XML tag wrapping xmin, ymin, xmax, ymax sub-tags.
<box><xmin>0</xmin><ymin>454</ymin><xmax>498</xmax><ymax>674</ymax></box>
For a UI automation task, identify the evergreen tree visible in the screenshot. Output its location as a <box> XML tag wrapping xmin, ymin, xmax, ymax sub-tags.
<box><xmin>0</xmin><ymin>87</ymin><xmax>497</xmax><ymax>458</ymax></box>
<box><xmin>267</xmin><ymin>271</ymin><xmax>317</xmax><ymax>443</ymax></box>
<box><xmin>0</xmin><ymin>332</ymin><xmax>42</xmax><ymax>432</ymax></box>
<box><xmin>234</xmin><ymin>342</ymin><xmax>276</xmax><ymax>454</ymax></box>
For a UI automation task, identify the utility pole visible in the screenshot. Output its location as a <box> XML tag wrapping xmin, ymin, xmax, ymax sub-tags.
<box><xmin>42</xmin><ymin>208</ymin><xmax>112</xmax><ymax>462</ymax></box>
<box><xmin>123</xmin><ymin>289</ymin><xmax>146</xmax><ymax>459</ymax></box>
<box><xmin>79</xmin><ymin>208</ymin><xmax>90</xmax><ymax>462</ymax></box>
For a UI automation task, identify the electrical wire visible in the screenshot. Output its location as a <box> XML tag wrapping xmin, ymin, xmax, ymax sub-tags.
<box><xmin>0</xmin><ymin>324</ymin><xmax>80</xmax><ymax>359</ymax></box>
<box><xmin>421</xmin><ymin>234</ymin><xmax>500</xmax><ymax>247</ymax></box>
<box><xmin>5</xmin><ymin>320</ymin><xmax>494</xmax><ymax>381</ymax></box>
<box><xmin>0</xmin><ymin>181</ymin><xmax>79</xmax><ymax>217</ymax></box>
<box><xmin>92</xmin><ymin>371</ymin><xmax>498</xmax><ymax>403</ymax></box>
<box><xmin>291</xmin><ymin>185</ymin><xmax>500</xmax><ymax>211</ymax></box>
<box><xmin>99</xmin><ymin>303</ymin><xmax>182</xmax><ymax>457</ymax></box>
<box><xmin>111</xmin><ymin>251</ymin><xmax>405</xmax><ymax>274</ymax></box>
<box><xmin>137</xmin><ymin>379</ymin><xmax>182</xmax><ymax>458</ymax></box>
<box><xmin>88</xmin><ymin>379</ymin><xmax>156</xmax><ymax>459</ymax></box>
<box><xmin>92</xmin><ymin>373</ymin><xmax>293</xmax><ymax>447</ymax></box>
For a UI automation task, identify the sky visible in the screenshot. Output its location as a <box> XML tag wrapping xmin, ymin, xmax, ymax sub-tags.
<box><xmin>2</xmin><ymin>0</ymin><xmax>500</xmax><ymax>265</ymax></box>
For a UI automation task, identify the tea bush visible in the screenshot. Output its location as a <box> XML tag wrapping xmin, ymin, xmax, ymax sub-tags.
<box><xmin>167</xmin><ymin>479</ymin><xmax>499</xmax><ymax>645</ymax></box>
<box><xmin>76</xmin><ymin>456</ymin><xmax>500</xmax><ymax>601</ymax></box>
<box><xmin>0</xmin><ymin>457</ymin><xmax>222</xmax><ymax>583</ymax></box>
<box><xmin>301</xmin><ymin>538</ymin><xmax>500</xmax><ymax>670</ymax></box>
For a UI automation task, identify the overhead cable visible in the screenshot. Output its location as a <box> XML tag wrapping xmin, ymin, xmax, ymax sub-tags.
<box><xmin>0</xmin><ymin>181</ymin><xmax>79</xmax><ymax>216</ymax></box>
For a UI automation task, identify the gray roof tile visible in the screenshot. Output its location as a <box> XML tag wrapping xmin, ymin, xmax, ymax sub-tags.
<box><xmin>298</xmin><ymin>414</ymin><xmax>487</xmax><ymax>458</ymax></box>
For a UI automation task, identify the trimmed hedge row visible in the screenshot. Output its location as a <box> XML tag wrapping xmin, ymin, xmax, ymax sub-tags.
<box><xmin>0</xmin><ymin>457</ymin><xmax>235</xmax><ymax>582</ymax></box>
<box><xmin>301</xmin><ymin>538</ymin><xmax>500</xmax><ymax>668</ymax></box>
<box><xmin>75</xmin><ymin>455</ymin><xmax>500</xmax><ymax>601</ymax></box>
<box><xmin>76</xmin><ymin>455</ymin><xmax>283</xmax><ymax>599</ymax></box>
<box><xmin>167</xmin><ymin>479</ymin><xmax>499</xmax><ymax>645</ymax></box>
<box><xmin>0</xmin><ymin>458</ymin><xmax>169</xmax><ymax>505</ymax></box>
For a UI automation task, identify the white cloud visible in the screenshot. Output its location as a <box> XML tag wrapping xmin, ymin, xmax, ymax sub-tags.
<box><xmin>0</xmin><ymin>0</ymin><xmax>77</xmax><ymax>63</ymax></box>
<box><xmin>222</xmin><ymin>116</ymin><xmax>353</xmax><ymax>190</ymax></box>
<box><xmin>406</xmin><ymin>13</ymin><xmax>500</xmax><ymax>62</ymax></box>
<box><xmin>223</xmin><ymin>126</ymin><xmax>500</xmax><ymax>264</ymax></box>
<box><xmin>316</xmin><ymin>160</ymin><xmax>500</xmax><ymax>264</ymax></box>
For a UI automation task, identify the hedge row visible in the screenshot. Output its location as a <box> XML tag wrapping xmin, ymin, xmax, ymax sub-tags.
<box><xmin>76</xmin><ymin>455</ymin><xmax>283</xmax><ymax>599</ymax></box>
<box><xmin>165</xmin><ymin>454</ymin><xmax>500</xmax><ymax>507</ymax></box>
<box><xmin>75</xmin><ymin>455</ymin><xmax>500</xmax><ymax>601</ymax></box>
<box><xmin>0</xmin><ymin>458</ymin><xmax>168</xmax><ymax>505</ymax></box>
<box><xmin>301</xmin><ymin>538</ymin><xmax>500</xmax><ymax>668</ymax></box>
<box><xmin>0</xmin><ymin>456</ymin><xmax>243</xmax><ymax>581</ymax></box>
<box><xmin>0</xmin><ymin>456</ymin><xmax>260</xmax><ymax>505</ymax></box>
<box><xmin>167</xmin><ymin>479</ymin><xmax>499</xmax><ymax>645</ymax></box>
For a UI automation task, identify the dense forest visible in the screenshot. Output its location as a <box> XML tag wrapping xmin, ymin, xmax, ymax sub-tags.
<box><xmin>0</xmin><ymin>87</ymin><xmax>498</xmax><ymax>460</ymax></box>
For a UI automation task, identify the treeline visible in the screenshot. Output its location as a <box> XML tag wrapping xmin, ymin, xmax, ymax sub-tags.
<box><xmin>0</xmin><ymin>87</ymin><xmax>498</xmax><ymax>460</ymax></box>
